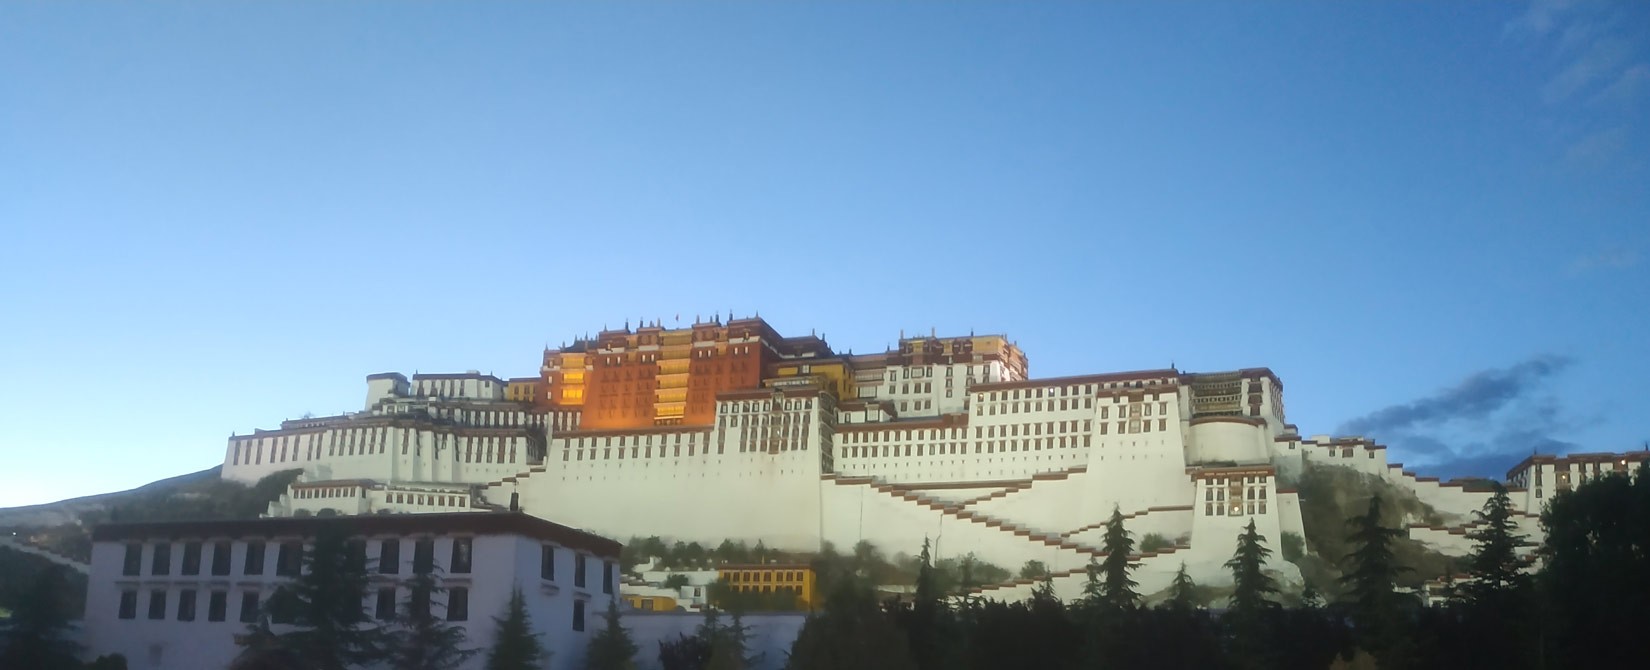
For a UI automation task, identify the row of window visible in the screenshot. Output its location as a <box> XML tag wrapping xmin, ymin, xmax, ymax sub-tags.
<box><xmin>116</xmin><ymin>585</ymin><xmax>473</xmax><ymax>624</ymax></box>
<box><xmin>121</xmin><ymin>538</ymin><xmax>475</xmax><ymax>578</ymax></box>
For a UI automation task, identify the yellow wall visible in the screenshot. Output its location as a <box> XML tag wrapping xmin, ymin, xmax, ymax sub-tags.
<box><xmin>622</xmin><ymin>594</ymin><xmax>678</xmax><ymax>612</ymax></box>
<box><xmin>717</xmin><ymin>566</ymin><xmax>818</xmax><ymax>610</ymax></box>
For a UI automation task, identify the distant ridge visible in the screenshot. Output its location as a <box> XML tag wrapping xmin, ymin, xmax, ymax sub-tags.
<box><xmin>0</xmin><ymin>466</ymin><xmax>222</xmax><ymax>528</ymax></box>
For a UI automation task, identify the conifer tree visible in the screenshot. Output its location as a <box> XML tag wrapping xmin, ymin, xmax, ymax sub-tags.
<box><xmin>0</xmin><ymin>564</ymin><xmax>82</xmax><ymax>670</ymax></box>
<box><xmin>1226</xmin><ymin>519</ymin><xmax>1279</xmax><ymax>613</ymax></box>
<box><xmin>389</xmin><ymin>570</ymin><xmax>479</xmax><ymax>670</ymax></box>
<box><xmin>1096</xmin><ymin>505</ymin><xmax>1140</xmax><ymax>610</ymax></box>
<box><xmin>264</xmin><ymin>528</ymin><xmax>385</xmax><ymax>670</ymax></box>
<box><xmin>1339</xmin><ymin>495</ymin><xmax>1411</xmax><ymax>668</ymax></box>
<box><xmin>786</xmin><ymin>578</ymin><xmax>917</xmax><ymax>670</ymax></box>
<box><xmin>1224</xmin><ymin>519</ymin><xmax>1279</xmax><ymax>670</ymax></box>
<box><xmin>1161</xmin><ymin>562</ymin><xmax>1199</xmax><ymax>612</ymax></box>
<box><xmin>485</xmin><ymin>588</ymin><xmax>546</xmax><ymax>670</ymax></box>
<box><xmin>903</xmin><ymin>538</ymin><xmax>952</xmax><ymax>670</ymax></box>
<box><xmin>1461</xmin><ymin>483</ymin><xmax>1530</xmax><ymax>607</ymax></box>
<box><xmin>585</xmin><ymin>600</ymin><xmax>639</xmax><ymax>670</ymax></box>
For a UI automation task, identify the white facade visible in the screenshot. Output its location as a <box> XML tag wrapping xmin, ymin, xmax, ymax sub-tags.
<box><xmin>217</xmin><ymin>358</ymin><xmax>1588</xmax><ymax>602</ymax></box>
<box><xmin>80</xmin><ymin>513</ymin><xmax>621</xmax><ymax>670</ymax></box>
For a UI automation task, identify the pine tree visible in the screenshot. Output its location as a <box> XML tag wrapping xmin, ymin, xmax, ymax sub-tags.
<box><xmin>1226</xmin><ymin>519</ymin><xmax>1278</xmax><ymax>614</ymax></box>
<box><xmin>904</xmin><ymin>538</ymin><xmax>951</xmax><ymax>670</ymax></box>
<box><xmin>1097</xmin><ymin>505</ymin><xmax>1140</xmax><ymax>610</ymax></box>
<box><xmin>585</xmin><ymin>600</ymin><xmax>639</xmax><ymax>670</ymax></box>
<box><xmin>0</xmin><ymin>564</ymin><xmax>82</xmax><ymax>670</ymax></box>
<box><xmin>786</xmin><ymin>578</ymin><xmax>917</xmax><ymax>670</ymax></box>
<box><xmin>1462</xmin><ymin>483</ymin><xmax>1530</xmax><ymax>607</ymax></box>
<box><xmin>1224</xmin><ymin>519</ymin><xmax>1279</xmax><ymax>670</ymax></box>
<box><xmin>389</xmin><ymin>570</ymin><xmax>479</xmax><ymax>670</ymax></box>
<box><xmin>1161</xmin><ymin>562</ymin><xmax>1198</xmax><ymax>612</ymax></box>
<box><xmin>1339</xmin><ymin>495</ymin><xmax>1412</xmax><ymax>668</ymax></box>
<box><xmin>486</xmin><ymin>588</ymin><xmax>546</xmax><ymax>670</ymax></box>
<box><xmin>264</xmin><ymin>528</ymin><xmax>385</xmax><ymax>670</ymax></box>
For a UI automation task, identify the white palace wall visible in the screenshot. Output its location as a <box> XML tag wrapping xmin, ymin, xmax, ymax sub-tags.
<box><xmin>222</xmin><ymin>365</ymin><xmax>1579</xmax><ymax>599</ymax></box>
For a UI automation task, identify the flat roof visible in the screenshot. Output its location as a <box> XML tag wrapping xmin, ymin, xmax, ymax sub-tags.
<box><xmin>91</xmin><ymin>511</ymin><xmax>621</xmax><ymax>558</ymax></box>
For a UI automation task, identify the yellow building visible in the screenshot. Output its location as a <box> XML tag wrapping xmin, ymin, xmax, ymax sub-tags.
<box><xmin>505</xmin><ymin>377</ymin><xmax>540</xmax><ymax>403</ymax></box>
<box><xmin>621</xmin><ymin>593</ymin><xmax>679</xmax><ymax>612</ymax></box>
<box><xmin>716</xmin><ymin>564</ymin><xmax>817</xmax><ymax>611</ymax></box>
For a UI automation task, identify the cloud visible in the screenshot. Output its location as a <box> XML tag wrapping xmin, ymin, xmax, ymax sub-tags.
<box><xmin>1593</xmin><ymin>63</ymin><xmax>1650</xmax><ymax>106</ymax></box>
<box><xmin>1504</xmin><ymin>0</ymin><xmax>1575</xmax><ymax>38</ymax></box>
<box><xmin>1542</xmin><ymin>37</ymin><xmax>1633</xmax><ymax>103</ymax></box>
<box><xmin>1339</xmin><ymin>356</ymin><xmax>1573</xmax><ymax>435</ymax></box>
<box><xmin>1567</xmin><ymin>247</ymin><xmax>1640</xmax><ymax>274</ymax></box>
<box><xmin>1337</xmin><ymin>356</ymin><xmax>1583</xmax><ymax>479</ymax></box>
<box><xmin>1562</xmin><ymin>125</ymin><xmax>1630</xmax><ymax>165</ymax></box>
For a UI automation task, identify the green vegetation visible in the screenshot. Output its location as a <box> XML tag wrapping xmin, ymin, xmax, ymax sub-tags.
<box><xmin>388</xmin><ymin>570</ymin><xmax>479</xmax><ymax>670</ymax></box>
<box><xmin>584</xmin><ymin>600</ymin><xmax>639</xmax><ymax>670</ymax></box>
<box><xmin>1139</xmin><ymin>532</ymin><xmax>1172</xmax><ymax>553</ymax></box>
<box><xmin>484</xmin><ymin>589</ymin><xmax>547</xmax><ymax>670</ymax></box>
<box><xmin>1294</xmin><ymin>461</ymin><xmax>1453</xmax><ymax>597</ymax></box>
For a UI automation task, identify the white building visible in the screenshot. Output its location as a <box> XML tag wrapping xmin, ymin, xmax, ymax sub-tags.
<box><xmin>81</xmin><ymin>512</ymin><xmax>622</xmax><ymax>670</ymax></box>
<box><xmin>214</xmin><ymin>320</ymin><xmax>1619</xmax><ymax>602</ymax></box>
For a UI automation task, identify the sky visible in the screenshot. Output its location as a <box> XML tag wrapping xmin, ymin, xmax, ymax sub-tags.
<box><xmin>1</xmin><ymin>1</ymin><xmax>1646</xmax><ymax>508</ymax></box>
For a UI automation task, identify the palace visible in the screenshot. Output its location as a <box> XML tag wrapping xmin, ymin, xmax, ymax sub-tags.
<box><xmin>218</xmin><ymin>315</ymin><xmax>1629</xmax><ymax>600</ymax></box>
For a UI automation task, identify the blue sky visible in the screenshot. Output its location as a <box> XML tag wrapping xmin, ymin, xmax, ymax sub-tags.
<box><xmin>1</xmin><ymin>1</ymin><xmax>1645</xmax><ymax>508</ymax></box>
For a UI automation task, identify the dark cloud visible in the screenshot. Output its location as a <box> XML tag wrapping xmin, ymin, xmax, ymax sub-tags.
<box><xmin>1339</xmin><ymin>355</ymin><xmax>1573</xmax><ymax>435</ymax></box>
<box><xmin>1425</xmin><ymin>431</ymin><xmax>1582</xmax><ymax>480</ymax></box>
<box><xmin>1337</xmin><ymin>355</ymin><xmax>1580</xmax><ymax>480</ymax></box>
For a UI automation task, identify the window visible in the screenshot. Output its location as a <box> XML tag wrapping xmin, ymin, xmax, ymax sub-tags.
<box><xmin>573</xmin><ymin>599</ymin><xmax>586</xmax><ymax>631</ymax></box>
<box><xmin>118</xmin><ymin>590</ymin><xmax>138</xmax><ymax>620</ymax></box>
<box><xmin>276</xmin><ymin>541</ymin><xmax>303</xmax><ymax>577</ymax></box>
<box><xmin>603</xmin><ymin>561</ymin><xmax>614</xmax><ymax>594</ymax></box>
<box><xmin>211</xmin><ymin>541</ymin><xmax>232</xmax><ymax>576</ymax></box>
<box><xmin>448</xmin><ymin>587</ymin><xmax>469</xmax><ymax>622</ymax></box>
<box><xmin>177</xmin><ymin>589</ymin><xmax>197</xmax><ymax>622</ymax></box>
<box><xmin>123</xmin><ymin>544</ymin><xmax>141</xmax><ymax>576</ymax></box>
<box><xmin>375</xmin><ymin>588</ymin><xmax>396</xmax><ymax>621</ymax></box>
<box><xmin>208</xmin><ymin>591</ymin><xmax>227</xmax><ymax>622</ymax></box>
<box><xmin>270</xmin><ymin>587</ymin><xmax>294</xmax><ymax>624</ymax></box>
<box><xmin>239</xmin><ymin>593</ymin><xmax>261</xmax><ymax>623</ymax></box>
<box><xmin>182</xmin><ymin>542</ymin><xmax>202</xmax><ymax>576</ymax></box>
<box><xmin>540</xmin><ymin>545</ymin><xmax>556</xmax><ymax>581</ymax></box>
<box><xmin>411</xmin><ymin>584</ymin><xmax>431</xmax><ymax>619</ymax></box>
<box><xmin>147</xmin><ymin>590</ymin><xmax>167</xmax><ymax>620</ymax></box>
<box><xmin>152</xmin><ymin>543</ymin><xmax>171</xmax><ymax>576</ymax></box>
<box><xmin>574</xmin><ymin>554</ymin><xmax>587</xmax><ymax>588</ymax></box>
<box><xmin>244</xmin><ymin>541</ymin><xmax>266</xmax><ymax>575</ymax></box>
<box><xmin>413</xmin><ymin>538</ymin><xmax>435</xmax><ymax>574</ymax></box>
<box><xmin>451</xmin><ymin>538</ymin><xmax>472</xmax><ymax>574</ymax></box>
<box><xmin>379</xmin><ymin>539</ymin><xmax>401</xmax><ymax>574</ymax></box>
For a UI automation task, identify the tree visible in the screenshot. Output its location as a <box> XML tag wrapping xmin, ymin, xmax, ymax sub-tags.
<box><xmin>663</xmin><ymin>573</ymin><xmax>691</xmax><ymax>590</ymax></box>
<box><xmin>1017</xmin><ymin>559</ymin><xmax>1048</xmax><ymax>580</ymax></box>
<box><xmin>699</xmin><ymin>607</ymin><xmax>757</xmax><ymax>670</ymax></box>
<box><xmin>1339</xmin><ymin>495</ymin><xmax>1411</xmax><ymax>668</ymax></box>
<box><xmin>260</xmin><ymin>528</ymin><xmax>385</xmax><ymax>670</ymax></box>
<box><xmin>388</xmin><ymin>570</ymin><xmax>479</xmax><ymax>670</ymax></box>
<box><xmin>1224</xmin><ymin>519</ymin><xmax>1279</xmax><ymax>670</ymax></box>
<box><xmin>1096</xmin><ymin>505</ymin><xmax>1140</xmax><ymax>610</ymax></box>
<box><xmin>585</xmin><ymin>600</ymin><xmax>639</xmax><ymax>670</ymax></box>
<box><xmin>0</xmin><ymin>564</ymin><xmax>82</xmax><ymax>670</ymax></box>
<box><xmin>901</xmin><ymin>538</ymin><xmax>949</xmax><ymax>670</ymax></box>
<box><xmin>658</xmin><ymin>633</ymin><xmax>711</xmax><ymax>670</ymax></box>
<box><xmin>1461</xmin><ymin>483</ymin><xmax>1531</xmax><ymax>607</ymax></box>
<box><xmin>786</xmin><ymin>578</ymin><xmax>916</xmax><ymax>670</ymax></box>
<box><xmin>485</xmin><ymin>588</ymin><xmax>546</xmax><ymax>670</ymax></box>
<box><xmin>1536</xmin><ymin>459</ymin><xmax>1650</xmax><ymax>669</ymax></box>
<box><xmin>1161</xmin><ymin>562</ymin><xmax>1199</xmax><ymax>612</ymax></box>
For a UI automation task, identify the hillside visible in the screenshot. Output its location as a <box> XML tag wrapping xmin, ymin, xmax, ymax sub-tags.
<box><xmin>0</xmin><ymin>466</ymin><xmax>225</xmax><ymax>528</ymax></box>
<box><xmin>1288</xmin><ymin>460</ymin><xmax>1459</xmax><ymax>597</ymax></box>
